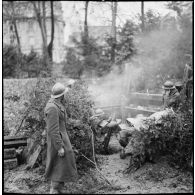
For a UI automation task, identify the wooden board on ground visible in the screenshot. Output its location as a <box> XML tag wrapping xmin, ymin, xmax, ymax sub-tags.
<box><xmin>4</xmin><ymin>140</ymin><xmax>27</xmax><ymax>149</ymax></box>
<box><xmin>118</xmin><ymin>123</ymin><xmax>134</xmax><ymax>131</ymax></box>
<box><xmin>26</xmin><ymin>144</ymin><xmax>42</xmax><ymax>169</ymax></box>
<box><xmin>4</xmin><ymin>136</ymin><xmax>27</xmax><ymax>141</ymax></box>
<box><xmin>4</xmin><ymin>158</ymin><xmax>18</xmax><ymax>170</ymax></box>
<box><xmin>4</xmin><ymin>148</ymin><xmax>16</xmax><ymax>160</ymax></box>
<box><xmin>99</xmin><ymin>120</ymin><xmax>109</xmax><ymax>128</ymax></box>
<box><xmin>125</xmin><ymin>107</ymin><xmax>156</xmax><ymax>117</ymax></box>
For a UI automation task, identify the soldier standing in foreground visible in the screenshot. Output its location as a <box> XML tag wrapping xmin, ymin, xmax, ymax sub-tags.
<box><xmin>44</xmin><ymin>83</ymin><xmax>78</xmax><ymax>194</ymax></box>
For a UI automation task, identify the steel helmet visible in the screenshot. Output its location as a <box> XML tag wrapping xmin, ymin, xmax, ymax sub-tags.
<box><xmin>162</xmin><ymin>81</ymin><xmax>175</xmax><ymax>90</ymax></box>
<box><xmin>51</xmin><ymin>83</ymin><xmax>69</xmax><ymax>99</ymax></box>
<box><xmin>67</xmin><ymin>79</ymin><xmax>76</xmax><ymax>88</ymax></box>
<box><xmin>175</xmin><ymin>81</ymin><xmax>183</xmax><ymax>87</ymax></box>
<box><xmin>93</xmin><ymin>108</ymin><xmax>105</xmax><ymax>117</ymax></box>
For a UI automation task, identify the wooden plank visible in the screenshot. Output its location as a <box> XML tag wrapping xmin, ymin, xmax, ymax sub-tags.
<box><xmin>129</xmin><ymin>93</ymin><xmax>163</xmax><ymax>106</ymax></box>
<box><xmin>4</xmin><ymin>136</ymin><xmax>27</xmax><ymax>141</ymax></box>
<box><xmin>4</xmin><ymin>158</ymin><xmax>18</xmax><ymax>170</ymax></box>
<box><xmin>125</xmin><ymin>107</ymin><xmax>156</xmax><ymax>117</ymax></box>
<box><xmin>4</xmin><ymin>140</ymin><xmax>27</xmax><ymax>149</ymax></box>
<box><xmin>125</xmin><ymin>107</ymin><xmax>157</xmax><ymax>113</ymax></box>
<box><xmin>129</xmin><ymin>93</ymin><xmax>163</xmax><ymax>101</ymax></box>
<box><xmin>4</xmin><ymin>148</ymin><xmax>16</xmax><ymax>160</ymax></box>
<box><xmin>94</xmin><ymin>105</ymin><xmax>121</xmax><ymax>109</ymax></box>
<box><xmin>26</xmin><ymin>144</ymin><xmax>42</xmax><ymax>170</ymax></box>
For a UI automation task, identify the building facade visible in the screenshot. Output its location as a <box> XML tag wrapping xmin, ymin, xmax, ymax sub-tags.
<box><xmin>3</xmin><ymin>1</ymin><xmax>65</xmax><ymax>63</ymax></box>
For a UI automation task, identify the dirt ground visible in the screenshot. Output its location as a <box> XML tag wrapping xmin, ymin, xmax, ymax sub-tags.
<box><xmin>4</xmin><ymin>149</ymin><xmax>193</xmax><ymax>194</ymax></box>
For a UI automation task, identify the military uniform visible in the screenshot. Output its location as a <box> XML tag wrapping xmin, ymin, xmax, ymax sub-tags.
<box><xmin>45</xmin><ymin>83</ymin><xmax>77</xmax><ymax>194</ymax></box>
<box><xmin>163</xmin><ymin>88</ymin><xmax>180</xmax><ymax>110</ymax></box>
<box><xmin>162</xmin><ymin>81</ymin><xmax>181</xmax><ymax>111</ymax></box>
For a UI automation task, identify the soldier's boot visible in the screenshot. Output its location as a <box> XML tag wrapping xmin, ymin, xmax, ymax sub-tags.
<box><xmin>120</xmin><ymin>148</ymin><xmax>126</xmax><ymax>159</ymax></box>
<box><xmin>102</xmin><ymin>127</ymin><xmax>113</xmax><ymax>153</ymax></box>
<box><xmin>50</xmin><ymin>181</ymin><xmax>65</xmax><ymax>194</ymax></box>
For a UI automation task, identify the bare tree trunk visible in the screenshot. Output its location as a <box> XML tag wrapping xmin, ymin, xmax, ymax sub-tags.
<box><xmin>32</xmin><ymin>1</ymin><xmax>51</xmax><ymax>75</ymax></box>
<box><xmin>42</xmin><ymin>1</ymin><xmax>47</xmax><ymax>45</ymax></box>
<box><xmin>141</xmin><ymin>1</ymin><xmax>145</xmax><ymax>32</ymax></box>
<box><xmin>111</xmin><ymin>2</ymin><xmax>117</xmax><ymax>63</ymax></box>
<box><xmin>10</xmin><ymin>1</ymin><xmax>21</xmax><ymax>53</ymax></box>
<box><xmin>48</xmin><ymin>0</ymin><xmax>54</xmax><ymax>61</ymax></box>
<box><xmin>84</xmin><ymin>1</ymin><xmax>89</xmax><ymax>39</ymax></box>
<box><xmin>83</xmin><ymin>1</ymin><xmax>89</xmax><ymax>59</ymax></box>
<box><xmin>32</xmin><ymin>2</ymin><xmax>47</xmax><ymax>55</ymax></box>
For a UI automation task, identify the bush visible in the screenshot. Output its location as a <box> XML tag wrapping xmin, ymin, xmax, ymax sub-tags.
<box><xmin>3</xmin><ymin>45</ymin><xmax>19</xmax><ymax>78</ymax></box>
<box><xmin>63</xmin><ymin>48</ymin><xmax>84</xmax><ymax>79</ymax></box>
<box><xmin>65</xmin><ymin>80</ymin><xmax>97</xmax><ymax>166</ymax></box>
<box><xmin>3</xmin><ymin>45</ymin><xmax>51</xmax><ymax>78</ymax></box>
<box><xmin>127</xmin><ymin>101</ymin><xmax>193</xmax><ymax>172</ymax></box>
<box><xmin>18</xmin><ymin>78</ymin><xmax>98</xmax><ymax>169</ymax></box>
<box><xmin>21</xmin><ymin>50</ymin><xmax>52</xmax><ymax>78</ymax></box>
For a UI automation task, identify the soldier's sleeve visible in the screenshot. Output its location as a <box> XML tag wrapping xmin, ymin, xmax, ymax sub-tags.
<box><xmin>168</xmin><ymin>92</ymin><xmax>180</xmax><ymax>107</ymax></box>
<box><xmin>46</xmin><ymin>106</ymin><xmax>65</xmax><ymax>151</ymax></box>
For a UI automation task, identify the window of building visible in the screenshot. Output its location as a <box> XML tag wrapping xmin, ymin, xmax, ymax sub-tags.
<box><xmin>10</xmin><ymin>25</ymin><xmax>14</xmax><ymax>32</ymax></box>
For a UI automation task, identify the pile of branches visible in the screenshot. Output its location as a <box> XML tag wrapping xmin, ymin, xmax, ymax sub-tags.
<box><xmin>20</xmin><ymin>78</ymin><xmax>99</xmax><ymax>169</ymax></box>
<box><xmin>126</xmin><ymin>101</ymin><xmax>193</xmax><ymax>172</ymax></box>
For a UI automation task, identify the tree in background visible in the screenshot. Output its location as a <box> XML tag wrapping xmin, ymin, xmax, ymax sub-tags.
<box><xmin>63</xmin><ymin>47</ymin><xmax>83</xmax><ymax>79</ymax></box>
<box><xmin>111</xmin><ymin>2</ymin><xmax>117</xmax><ymax>63</ymax></box>
<box><xmin>3</xmin><ymin>45</ymin><xmax>19</xmax><ymax>78</ymax></box>
<box><xmin>141</xmin><ymin>1</ymin><xmax>145</xmax><ymax>32</ymax></box>
<box><xmin>3</xmin><ymin>1</ymin><xmax>25</xmax><ymax>77</ymax></box>
<box><xmin>104</xmin><ymin>19</ymin><xmax>138</xmax><ymax>71</ymax></box>
<box><xmin>47</xmin><ymin>1</ymin><xmax>55</xmax><ymax>61</ymax></box>
<box><xmin>3</xmin><ymin>1</ymin><xmax>22</xmax><ymax>53</ymax></box>
<box><xmin>31</xmin><ymin>1</ymin><xmax>55</xmax><ymax>75</ymax></box>
<box><xmin>165</xmin><ymin>1</ymin><xmax>192</xmax><ymax>78</ymax></box>
<box><xmin>138</xmin><ymin>9</ymin><xmax>161</xmax><ymax>33</ymax></box>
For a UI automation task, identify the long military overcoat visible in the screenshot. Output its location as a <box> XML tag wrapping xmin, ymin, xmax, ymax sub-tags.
<box><xmin>44</xmin><ymin>98</ymin><xmax>78</xmax><ymax>182</ymax></box>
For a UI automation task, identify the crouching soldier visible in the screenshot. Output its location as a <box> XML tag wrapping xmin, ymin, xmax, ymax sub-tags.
<box><xmin>89</xmin><ymin>108</ymin><xmax>120</xmax><ymax>153</ymax></box>
<box><xmin>162</xmin><ymin>81</ymin><xmax>181</xmax><ymax>111</ymax></box>
<box><xmin>117</xmin><ymin>124</ymin><xmax>135</xmax><ymax>159</ymax></box>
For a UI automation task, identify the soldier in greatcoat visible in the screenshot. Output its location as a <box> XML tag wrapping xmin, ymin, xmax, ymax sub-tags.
<box><xmin>44</xmin><ymin>83</ymin><xmax>78</xmax><ymax>194</ymax></box>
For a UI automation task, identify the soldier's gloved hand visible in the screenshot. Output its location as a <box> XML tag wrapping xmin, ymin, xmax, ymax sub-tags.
<box><xmin>74</xmin><ymin>149</ymin><xmax>79</xmax><ymax>154</ymax></box>
<box><xmin>107</xmin><ymin>117</ymin><xmax>112</xmax><ymax>123</ymax></box>
<box><xmin>58</xmin><ymin>147</ymin><xmax>65</xmax><ymax>157</ymax></box>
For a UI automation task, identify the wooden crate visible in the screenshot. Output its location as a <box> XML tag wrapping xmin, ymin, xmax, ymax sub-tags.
<box><xmin>4</xmin><ymin>158</ymin><xmax>18</xmax><ymax>170</ymax></box>
<box><xmin>4</xmin><ymin>148</ymin><xmax>16</xmax><ymax>160</ymax></box>
<box><xmin>4</xmin><ymin>140</ymin><xmax>27</xmax><ymax>149</ymax></box>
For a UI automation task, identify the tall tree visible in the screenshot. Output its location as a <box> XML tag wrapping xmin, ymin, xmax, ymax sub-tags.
<box><xmin>47</xmin><ymin>1</ymin><xmax>54</xmax><ymax>60</ymax></box>
<box><xmin>84</xmin><ymin>1</ymin><xmax>89</xmax><ymax>39</ymax></box>
<box><xmin>141</xmin><ymin>1</ymin><xmax>145</xmax><ymax>32</ymax></box>
<box><xmin>31</xmin><ymin>1</ymin><xmax>55</xmax><ymax>65</ymax></box>
<box><xmin>31</xmin><ymin>1</ymin><xmax>48</xmax><ymax>59</ymax></box>
<box><xmin>83</xmin><ymin>1</ymin><xmax>89</xmax><ymax>58</ymax></box>
<box><xmin>3</xmin><ymin>1</ymin><xmax>21</xmax><ymax>53</ymax></box>
<box><xmin>111</xmin><ymin>1</ymin><xmax>117</xmax><ymax>63</ymax></box>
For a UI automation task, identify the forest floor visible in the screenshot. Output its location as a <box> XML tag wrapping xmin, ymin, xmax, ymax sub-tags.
<box><xmin>4</xmin><ymin>137</ymin><xmax>193</xmax><ymax>194</ymax></box>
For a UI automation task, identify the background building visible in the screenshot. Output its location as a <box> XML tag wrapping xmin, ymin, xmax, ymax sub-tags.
<box><xmin>3</xmin><ymin>1</ymin><xmax>65</xmax><ymax>63</ymax></box>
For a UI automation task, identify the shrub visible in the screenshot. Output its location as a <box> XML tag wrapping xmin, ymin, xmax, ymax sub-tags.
<box><xmin>127</xmin><ymin>101</ymin><xmax>193</xmax><ymax>172</ymax></box>
<box><xmin>21</xmin><ymin>50</ymin><xmax>52</xmax><ymax>78</ymax></box>
<box><xmin>18</xmin><ymin>78</ymin><xmax>98</xmax><ymax>169</ymax></box>
<box><xmin>63</xmin><ymin>47</ymin><xmax>84</xmax><ymax>79</ymax></box>
<box><xmin>3</xmin><ymin>45</ymin><xmax>19</xmax><ymax>78</ymax></box>
<box><xmin>3</xmin><ymin>45</ymin><xmax>51</xmax><ymax>78</ymax></box>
